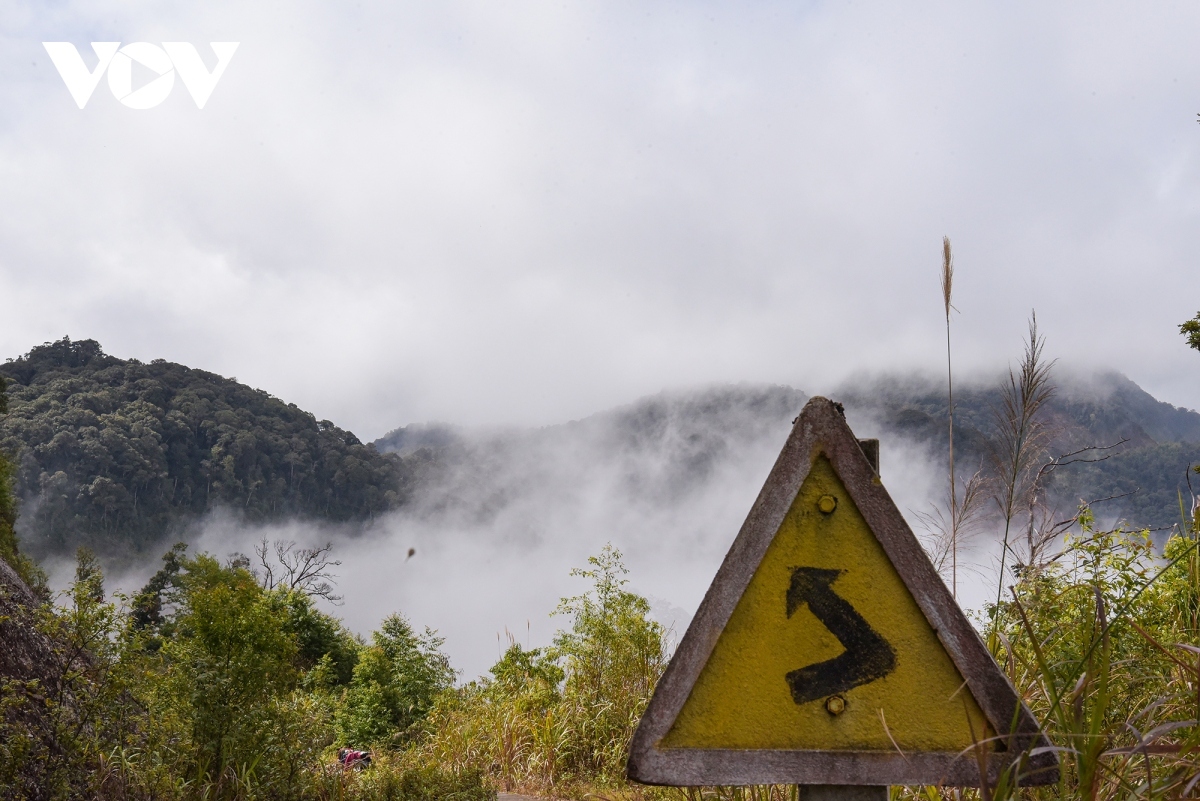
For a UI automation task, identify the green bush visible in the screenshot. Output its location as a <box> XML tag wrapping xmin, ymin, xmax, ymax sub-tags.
<box><xmin>977</xmin><ymin>508</ymin><xmax>1200</xmax><ymax>800</ymax></box>
<box><xmin>284</xmin><ymin>589</ymin><xmax>361</xmax><ymax>686</ymax></box>
<box><xmin>157</xmin><ymin>554</ymin><xmax>302</xmax><ymax>783</ymax></box>
<box><xmin>0</xmin><ymin>375</ymin><xmax>44</xmax><ymax>593</ymax></box>
<box><xmin>336</xmin><ymin>614</ymin><xmax>455</xmax><ymax>747</ymax></box>
<box><xmin>310</xmin><ymin>754</ymin><xmax>495</xmax><ymax>801</ymax></box>
<box><xmin>415</xmin><ymin>544</ymin><xmax>669</xmax><ymax>796</ymax></box>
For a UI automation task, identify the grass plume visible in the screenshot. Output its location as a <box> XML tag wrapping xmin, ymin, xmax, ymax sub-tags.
<box><xmin>942</xmin><ymin>235</ymin><xmax>959</xmax><ymax>596</ymax></box>
<box><xmin>989</xmin><ymin>312</ymin><xmax>1056</xmax><ymax>634</ymax></box>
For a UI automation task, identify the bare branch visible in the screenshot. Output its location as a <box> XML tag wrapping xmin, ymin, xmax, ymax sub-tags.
<box><xmin>255</xmin><ymin>538</ymin><xmax>343</xmax><ymax>604</ymax></box>
<box><xmin>1083</xmin><ymin>489</ymin><xmax>1139</xmax><ymax>508</ymax></box>
<box><xmin>255</xmin><ymin>539</ymin><xmax>276</xmax><ymax>591</ymax></box>
<box><xmin>1034</xmin><ymin>439</ymin><xmax>1130</xmax><ymax>485</ymax></box>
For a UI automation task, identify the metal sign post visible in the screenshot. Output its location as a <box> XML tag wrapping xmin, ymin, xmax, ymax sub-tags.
<box><xmin>627</xmin><ymin>397</ymin><xmax>1056</xmax><ymax>794</ymax></box>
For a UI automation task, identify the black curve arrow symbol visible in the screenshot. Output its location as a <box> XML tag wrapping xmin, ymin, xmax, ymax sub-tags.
<box><xmin>785</xmin><ymin>567</ymin><xmax>897</xmax><ymax>705</ymax></box>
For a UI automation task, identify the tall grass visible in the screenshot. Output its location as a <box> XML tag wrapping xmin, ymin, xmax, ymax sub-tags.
<box><xmin>942</xmin><ymin>236</ymin><xmax>959</xmax><ymax>597</ymax></box>
<box><xmin>412</xmin><ymin>545</ymin><xmax>669</xmax><ymax>797</ymax></box>
<box><xmin>965</xmin><ymin>509</ymin><xmax>1200</xmax><ymax>801</ymax></box>
<box><xmin>989</xmin><ymin>312</ymin><xmax>1056</xmax><ymax>636</ymax></box>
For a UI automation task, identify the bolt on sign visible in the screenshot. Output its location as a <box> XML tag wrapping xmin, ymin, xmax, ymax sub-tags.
<box><xmin>627</xmin><ymin>397</ymin><xmax>1057</xmax><ymax>793</ymax></box>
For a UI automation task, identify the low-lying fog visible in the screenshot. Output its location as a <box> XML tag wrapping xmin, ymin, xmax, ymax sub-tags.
<box><xmin>72</xmin><ymin>383</ymin><xmax>1011</xmax><ymax>682</ymax></box>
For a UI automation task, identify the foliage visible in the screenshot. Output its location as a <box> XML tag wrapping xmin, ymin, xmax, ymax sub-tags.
<box><xmin>310</xmin><ymin>755</ymin><xmax>494</xmax><ymax>801</ymax></box>
<box><xmin>0</xmin><ymin>432</ymin><xmax>43</xmax><ymax>592</ymax></box>
<box><xmin>0</xmin><ymin>375</ymin><xmax>44</xmax><ymax>592</ymax></box>
<box><xmin>552</xmin><ymin>544</ymin><xmax>669</xmax><ymax>781</ymax></box>
<box><xmin>0</xmin><ymin>337</ymin><xmax>412</xmax><ymax>559</ymax></box>
<box><xmin>336</xmin><ymin>614</ymin><xmax>455</xmax><ymax>747</ymax></box>
<box><xmin>0</xmin><ymin>541</ymin><xmax>487</xmax><ymax>801</ymax></box>
<box><xmin>157</xmin><ymin>554</ymin><xmax>300</xmax><ymax>779</ymax></box>
<box><xmin>415</xmin><ymin>544</ymin><xmax>669</xmax><ymax>796</ymax></box>
<box><xmin>949</xmin><ymin>508</ymin><xmax>1200</xmax><ymax>800</ymax></box>
<box><xmin>1181</xmin><ymin>312</ymin><xmax>1200</xmax><ymax>352</ymax></box>
<box><xmin>283</xmin><ymin>589</ymin><xmax>361</xmax><ymax>685</ymax></box>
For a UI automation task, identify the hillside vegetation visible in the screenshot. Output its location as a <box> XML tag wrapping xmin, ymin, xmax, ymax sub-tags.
<box><xmin>3</xmin><ymin>336</ymin><xmax>1196</xmax><ymax>564</ymax></box>
<box><xmin>376</xmin><ymin>373</ymin><xmax>1200</xmax><ymax>534</ymax></box>
<box><xmin>0</xmin><ymin>339</ymin><xmax>410</xmax><ymax>558</ymax></box>
<box><xmin>839</xmin><ymin>371</ymin><xmax>1200</xmax><ymax>529</ymax></box>
<box><xmin>3</xmin><ymin>329</ymin><xmax>1200</xmax><ymax>799</ymax></box>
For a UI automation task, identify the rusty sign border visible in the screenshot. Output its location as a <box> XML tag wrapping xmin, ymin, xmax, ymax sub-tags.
<box><xmin>627</xmin><ymin>397</ymin><xmax>1057</xmax><ymax>788</ymax></box>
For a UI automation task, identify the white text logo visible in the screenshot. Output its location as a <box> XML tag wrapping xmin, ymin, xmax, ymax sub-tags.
<box><xmin>42</xmin><ymin>42</ymin><xmax>239</xmax><ymax>109</ymax></box>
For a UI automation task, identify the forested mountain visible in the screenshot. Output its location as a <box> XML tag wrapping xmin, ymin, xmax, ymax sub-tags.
<box><xmin>376</xmin><ymin>383</ymin><xmax>809</xmax><ymax>524</ymax></box>
<box><xmin>838</xmin><ymin>371</ymin><xmax>1200</xmax><ymax>529</ymax></box>
<box><xmin>376</xmin><ymin>373</ymin><xmax>1200</xmax><ymax>533</ymax></box>
<box><xmin>0</xmin><ymin>338</ymin><xmax>410</xmax><ymax>559</ymax></box>
<box><xmin>3</xmin><ymin>336</ymin><xmax>1195</xmax><ymax>563</ymax></box>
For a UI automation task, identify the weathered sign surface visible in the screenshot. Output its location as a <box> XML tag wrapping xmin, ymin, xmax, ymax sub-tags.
<box><xmin>627</xmin><ymin>397</ymin><xmax>1056</xmax><ymax>788</ymax></box>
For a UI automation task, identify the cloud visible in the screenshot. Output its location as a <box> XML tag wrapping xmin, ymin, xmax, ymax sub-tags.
<box><xmin>1</xmin><ymin>1</ymin><xmax>1198</xmax><ymax>441</ymax></box>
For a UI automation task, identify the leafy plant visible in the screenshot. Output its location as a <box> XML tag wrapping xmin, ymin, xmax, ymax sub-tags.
<box><xmin>1181</xmin><ymin>312</ymin><xmax>1200</xmax><ymax>352</ymax></box>
<box><xmin>413</xmin><ymin>544</ymin><xmax>669</xmax><ymax>796</ymax></box>
<box><xmin>0</xmin><ymin>376</ymin><xmax>44</xmax><ymax>592</ymax></box>
<box><xmin>968</xmin><ymin>508</ymin><xmax>1200</xmax><ymax>800</ymax></box>
<box><xmin>336</xmin><ymin>614</ymin><xmax>455</xmax><ymax>747</ymax></box>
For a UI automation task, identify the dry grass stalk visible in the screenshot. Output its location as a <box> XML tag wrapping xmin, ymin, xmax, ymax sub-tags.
<box><xmin>916</xmin><ymin>469</ymin><xmax>989</xmax><ymax>580</ymax></box>
<box><xmin>989</xmin><ymin>312</ymin><xmax>1056</xmax><ymax>630</ymax></box>
<box><xmin>941</xmin><ymin>236</ymin><xmax>958</xmax><ymax>597</ymax></box>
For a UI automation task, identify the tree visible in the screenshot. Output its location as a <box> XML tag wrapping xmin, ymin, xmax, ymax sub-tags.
<box><xmin>158</xmin><ymin>554</ymin><xmax>298</xmax><ymax>779</ymax></box>
<box><xmin>130</xmin><ymin>542</ymin><xmax>188</xmax><ymax>641</ymax></box>
<box><xmin>552</xmin><ymin>544</ymin><xmax>668</xmax><ymax>781</ymax></box>
<box><xmin>281</xmin><ymin>589</ymin><xmax>360</xmax><ymax>685</ymax></box>
<box><xmin>0</xmin><ymin>374</ymin><xmax>43</xmax><ymax>592</ymax></box>
<box><xmin>335</xmin><ymin>614</ymin><xmax>455</xmax><ymax>746</ymax></box>
<box><xmin>553</xmin><ymin>545</ymin><xmax>666</xmax><ymax>706</ymax></box>
<box><xmin>1182</xmin><ymin>311</ymin><xmax>1200</xmax><ymax>351</ymax></box>
<box><xmin>254</xmin><ymin>538</ymin><xmax>343</xmax><ymax>603</ymax></box>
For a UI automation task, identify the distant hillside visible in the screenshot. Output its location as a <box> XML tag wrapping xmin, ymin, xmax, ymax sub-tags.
<box><xmin>5</xmin><ymin>339</ymin><xmax>1195</xmax><ymax>563</ymax></box>
<box><xmin>385</xmin><ymin>383</ymin><xmax>810</xmax><ymax>521</ymax></box>
<box><xmin>0</xmin><ymin>338</ymin><xmax>410</xmax><ymax>559</ymax></box>
<box><xmin>837</xmin><ymin>371</ymin><xmax>1200</xmax><ymax>529</ymax></box>
<box><xmin>377</xmin><ymin>373</ymin><xmax>1200</xmax><ymax>533</ymax></box>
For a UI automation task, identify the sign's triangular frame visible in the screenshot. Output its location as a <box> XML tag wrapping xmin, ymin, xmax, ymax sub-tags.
<box><xmin>627</xmin><ymin>397</ymin><xmax>1057</xmax><ymax>788</ymax></box>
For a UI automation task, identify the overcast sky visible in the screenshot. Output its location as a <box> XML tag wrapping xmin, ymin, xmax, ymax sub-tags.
<box><xmin>3</xmin><ymin>1</ymin><xmax>1200</xmax><ymax>439</ymax></box>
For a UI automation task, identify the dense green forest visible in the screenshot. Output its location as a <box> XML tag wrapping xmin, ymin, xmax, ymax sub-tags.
<box><xmin>837</xmin><ymin>371</ymin><xmax>1200</xmax><ymax>529</ymax></box>
<box><xmin>0</xmin><ymin>339</ymin><xmax>411</xmax><ymax>559</ymax></box>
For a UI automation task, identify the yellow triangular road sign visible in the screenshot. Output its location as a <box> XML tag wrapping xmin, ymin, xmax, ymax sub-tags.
<box><xmin>627</xmin><ymin>397</ymin><xmax>1056</xmax><ymax>788</ymax></box>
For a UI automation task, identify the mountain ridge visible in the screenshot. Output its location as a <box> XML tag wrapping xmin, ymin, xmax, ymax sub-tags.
<box><xmin>3</xmin><ymin>336</ymin><xmax>1197</xmax><ymax>563</ymax></box>
<box><xmin>375</xmin><ymin>372</ymin><xmax>1200</xmax><ymax>531</ymax></box>
<box><xmin>0</xmin><ymin>338</ymin><xmax>411</xmax><ymax>559</ymax></box>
